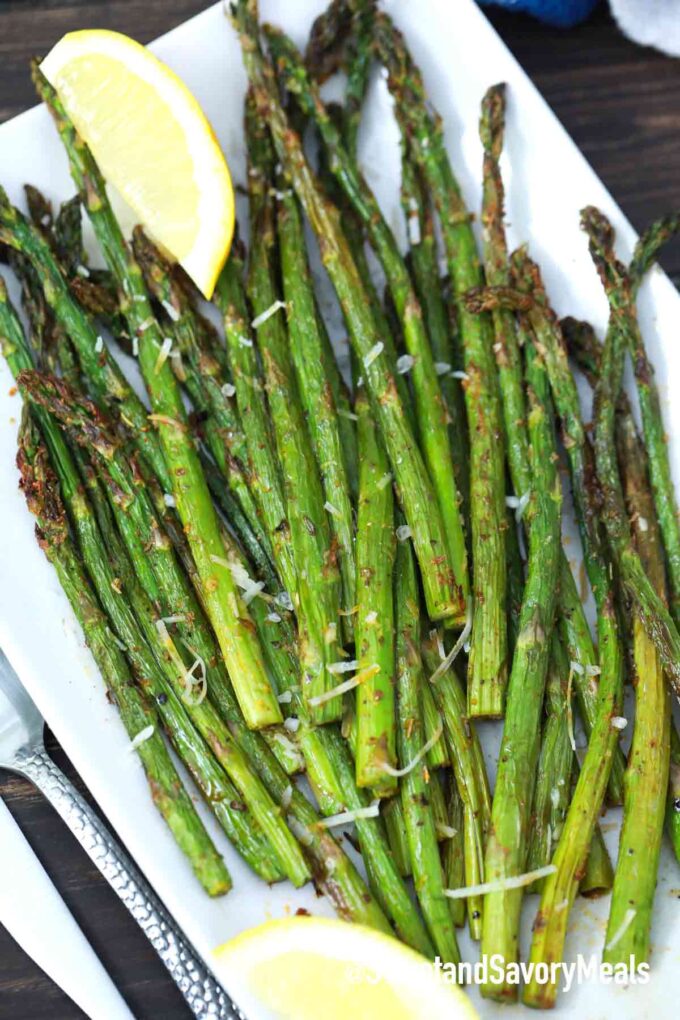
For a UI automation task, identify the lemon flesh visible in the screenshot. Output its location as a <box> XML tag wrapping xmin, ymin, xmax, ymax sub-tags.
<box><xmin>41</xmin><ymin>29</ymin><xmax>234</xmax><ymax>297</ymax></box>
<box><xmin>213</xmin><ymin>917</ymin><xmax>478</xmax><ymax>1020</ymax></box>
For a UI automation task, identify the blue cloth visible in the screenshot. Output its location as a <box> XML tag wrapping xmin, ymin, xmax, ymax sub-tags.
<box><xmin>479</xmin><ymin>0</ymin><xmax>599</xmax><ymax>28</ymax></box>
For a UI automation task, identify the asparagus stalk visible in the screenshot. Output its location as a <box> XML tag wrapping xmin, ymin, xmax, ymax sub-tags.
<box><xmin>214</xmin><ymin>249</ymin><xmax>298</xmax><ymax>597</ymax></box>
<box><xmin>305</xmin><ymin>0</ymin><xmax>354</xmax><ymax>85</ymax></box>
<box><xmin>400</xmin><ymin>141</ymin><xmax>470</xmax><ymax>527</ymax></box>
<box><xmin>230</xmin><ymin>0</ymin><xmax>462</xmax><ymax>627</ymax></box>
<box><xmin>374</xmin><ymin>12</ymin><xmax>507</xmax><ymax>716</ymax></box>
<box><xmin>525</xmin><ymin>636</ymin><xmax>573</xmax><ymax>893</ymax></box>
<box><xmin>581</xmin><ymin>207</ymin><xmax>680</xmax><ymax>694</ymax></box>
<box><xmin>443</xmin><ymin>779</ymin><xmax>466</xmax><ymax>928</ymax></box>
<box><xmin>382</xmin><ymin>797</ymin><xmax>411</xmax><ymax>877</ymax></box>
<box><xmin>245</xmin><ymin>97</ymin><xmax>342</xmax><ymax>723</ymax></box>
<box><xmin>15</xmin><ymin>408</ymin><xmax>231</xmax><ymax>896</ymax></box>
<box><xmin>266</xmin><ymin>25</ymin><xmax>469</xmax><ymax>627</ymax></box>
<box><xmin>525</xmin><ymin>635</ymin><xmax>614</xmax><ymax>900</ymax></box>
<box><xmin>422</xmin><ymin>636</ymin><xmax>491</xmax><ymax>941</ymax></box>
<box><xmin>130</xmin><ymin>228</ymin><xmax>276</xmax><ymax>578</ymax></box>
<box><xmin>627</xmin><ymin>219</ymin><xmax>680</xmax><ymax>626</ymax></box>
<box><xmin>629</xmin><ymin>211</ymin><xmax>680</xmax><ymax>291</ymax></box>
<box><xmin>479</xmin><ymin>340</ymin><xmax>562</xmax><ymax>1002</ymax></box>
<box><xmin>33</xmin><ymin>66</ymin><xmax>282</xmax><ymax>730</ymax></box>
<box><xmin>603</xmin><ymin>510</ymin><xmax>668</xmax><ymax>959</ymax></box>
<box><xmin>353</xmin><ymin>382</ymin><xmax>397</xmax><ymax>792</ymax></box>
<box><xmin>275</xmin><ymin>184</ymin><xmax>356</xmax><ymax>629</ymax></box>
<box><xmin>580</xmin><ymin>825</ymin><xmax>614</xmax><ymax>897</ymax></box>
<box><xmin>563</xmin><ymin>312</ymin><xmax>680</xmax><ymax>862</ymax></box>
<box><xmin>579</xmin><ymin>209</ymin><xmax>670</xmax><ymax>967</ymax></box>
<box><xmin>499</xmin><ymin>249</ymin><xmax>624</xmax><ymax>1009</ymax></box>
<box><xmin>394</xmin><ymin>538</ymin><xmax>460</xmax><ymax>964</ymax></box>
<box><xmin>669</xmin><ymin>728</ymin><xmax>680</xmax><ymax>862</ymax></box>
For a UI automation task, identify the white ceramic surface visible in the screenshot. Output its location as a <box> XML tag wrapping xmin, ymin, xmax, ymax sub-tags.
<box><xmin>0</xmin><ymin>2</ymin><xmax>678</xmax><ymax>1016</ymax></box>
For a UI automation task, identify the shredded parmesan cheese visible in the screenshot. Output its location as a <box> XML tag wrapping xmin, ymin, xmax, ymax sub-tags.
<box><xmin>428</xmin><ymin>608</ymin><xmax>472</xmax><ymax>685</ymax></box>
<box><xmin>566</xmin><ymin>664</ymin><xmax>576</xmax><ymax>752</ymax></box>
<box><xmin>363</xmin><ymin>341</ymin><xmax>384</xmax><ymax>369</ymax></box>
<box><xmin>327</xmin><ymin>659</ymin><xmax>359</xmax><ymax>675</ymax></box>
<box><xmin>506</xmin><ymin>491</ymin><xmax>530</xmax><ymax>520</ymax></box>
<box><xmin>161</xmin><ymin>299</ymin><xmax>180</xmax><ymax>322</ymax></box>
<box><xmin>128</xmin><ymin>725</ymin><xmax>154</xmax><ymax>752</ymax></box>
<box><xmin>605</xmin><ymin>909</ymin><xmax>636</xmax><ymax>951</ymax></box>
<box><xmin>154</xmin><ymin>337</ymin><xmax>173</xmax><ymax>374</ymax></box>
<box><xmin>308</xmin><ymin>665</ymin><xmax>380</xmax><ymax>707</ymax></box>
<box><xmin>318</xmin><ymin>801</ymin><xmax>381</xmax><ymax>828</ymax></box>
<box><xmin>407</xmin><ymin>214</ymin><xmax>421</xmax><ymax>246</ymax></box>
<box><xmin>210</xmin><ymin>554</ymin><xmax>264</xmax><ymax>604</ymax></box>
<box><xmin>382</xmin><ymin>718</ymin><xmax>443</xmax><ymax>777</ymax></box>
<box><xmin>275</xmin><ymin>591</ymin><xmax>294</xmax><ymax>612</ymax></box>
<box><xmin>444</xmin><ymin>866</ymin><xmax>557</xmax><ymax>900</ymax></box>
<box><xmin>397</xmin><ymin>354</ymin><xmax>415</xmax><ymax>375</ymax></box>
<box><xmin>182</xmin><ymin>654</ymin><xmax>207</xmax><ymax>706</ymax></box>
<box><xmin>252</xmin><ymin>300</ymin><xmax>286</xmax><ymax>329</ymax></box>
<box><xmin>243</xmin><ymin>581</ymin><xmax>265</xmax><ymax>605</ymax></box>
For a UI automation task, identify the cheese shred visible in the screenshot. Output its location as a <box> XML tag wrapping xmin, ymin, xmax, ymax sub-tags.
<box><xmin>444</xmin><ymin>864</ymin><xmax>557</xmax><ymax>900</ymax></box>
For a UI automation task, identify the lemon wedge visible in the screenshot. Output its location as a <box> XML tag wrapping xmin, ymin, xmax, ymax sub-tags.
<box><xmin>40</xmin><ymin>29</ymin><xmax>234</xmax><ymax>298</ymax></box>
<box><xmin>213</xmin><ymin>917</ymin><xmax>478</xmax><ymax>1020</ymax></box>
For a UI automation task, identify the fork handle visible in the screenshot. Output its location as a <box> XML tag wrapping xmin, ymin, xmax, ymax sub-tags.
<box><xmin>13</xmin><ymin>747</ymin><xmax>244</xmax><ymax>1020</ymax></box>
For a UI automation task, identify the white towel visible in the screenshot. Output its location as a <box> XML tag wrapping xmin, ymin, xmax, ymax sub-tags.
<box><xmin>610</xmin><ymin>0</ymin><xmax>680</xmax><ymax>57</ymax></box>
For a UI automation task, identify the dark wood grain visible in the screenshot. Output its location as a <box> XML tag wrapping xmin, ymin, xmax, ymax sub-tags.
<box><xmin>1</xmin><ymin>3</ymin><xmax>679</xmax><ymax>1018</ymax></box>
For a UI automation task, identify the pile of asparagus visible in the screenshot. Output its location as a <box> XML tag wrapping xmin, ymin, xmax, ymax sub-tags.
<box><xmin>1</xmin><ymin>0</ymin><xmax>679</xmax><ymax>1006</ymax></box>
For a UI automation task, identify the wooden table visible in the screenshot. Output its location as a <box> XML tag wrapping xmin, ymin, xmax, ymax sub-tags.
<box><xmin>0</xmin><ymin>3</ymin><xmax>678</xmax><ymax>1018</ymax></box>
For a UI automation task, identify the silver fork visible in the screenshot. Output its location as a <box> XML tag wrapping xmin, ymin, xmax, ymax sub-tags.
<box><xmin>0</xmin><ymin>647</ymin><xmax>246</xmax><ymax>1020</ymax></box>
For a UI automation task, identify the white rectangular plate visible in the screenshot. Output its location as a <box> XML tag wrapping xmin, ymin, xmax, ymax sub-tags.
<box><xmin>0</xmin><ymin>2</ymin><xmax>678</xmax><ymax>1016</ymax></box>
